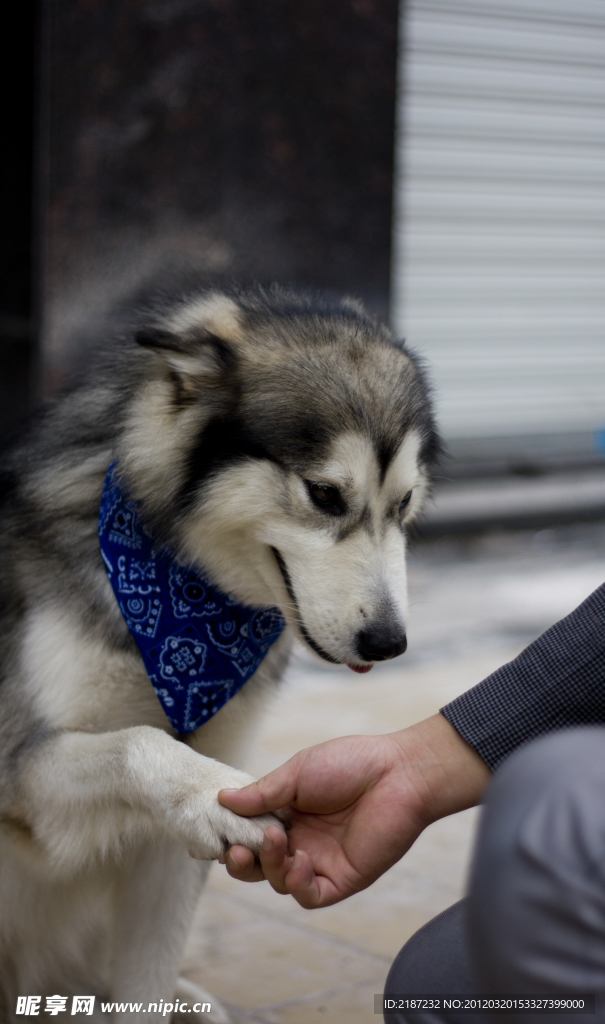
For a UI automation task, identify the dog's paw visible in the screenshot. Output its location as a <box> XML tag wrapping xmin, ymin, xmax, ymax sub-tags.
<box><xmin>168</xmin><ymin>761</ymin><xmax>285</xmax><ymax>861</ymax></box>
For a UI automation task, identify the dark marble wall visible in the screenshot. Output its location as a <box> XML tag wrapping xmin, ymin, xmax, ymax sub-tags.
<box><xmin>40</xmin><ymin>0</ymin><xmax>399</xmax><ymax>387</ymax></box>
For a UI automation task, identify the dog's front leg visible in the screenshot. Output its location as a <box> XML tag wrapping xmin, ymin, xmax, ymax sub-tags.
<box><xmin>111</xmin><ymin>836</ymin><xmax>210</xmax><ymax>1022</ymax></box>
<box><xmin>14</xmin><ymin>724</ymin><xmax>282</xmax><ymax>874</ymax></box>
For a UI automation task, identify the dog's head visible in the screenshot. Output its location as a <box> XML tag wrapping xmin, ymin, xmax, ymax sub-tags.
<box><xmin>118</xmin><ymin>288</ymin><xmax>440</xmax><ymax>672</ymax></box>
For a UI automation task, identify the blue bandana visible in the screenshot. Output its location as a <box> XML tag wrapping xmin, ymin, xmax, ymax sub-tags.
<box><xmin>98</xmin><ymin>465</ymin><xmax>286</xmax><ymax>733</ymax></box>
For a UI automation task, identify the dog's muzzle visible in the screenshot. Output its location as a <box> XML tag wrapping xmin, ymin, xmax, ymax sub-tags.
<box><xmin>272</xmin><ymin>547</ymin><xmax>407</xmax><ymax>669</ymax></box>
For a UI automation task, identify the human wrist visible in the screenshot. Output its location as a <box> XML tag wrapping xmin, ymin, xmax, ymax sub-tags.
<box><xmin>390</xmin><ymin>713</ymin><xmax>491</xmax><ymax>827</ymax></box>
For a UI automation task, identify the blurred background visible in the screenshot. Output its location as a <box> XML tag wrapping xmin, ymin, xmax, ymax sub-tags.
<box><xmin>5</xmin><ymin>0</ymin><xmax>605</xmax><ymax>532</ymax></box>
<box><xmin>4</xmin><ymin>1</ymin><xmax>605</xmax><ymax>1021</ymax></box>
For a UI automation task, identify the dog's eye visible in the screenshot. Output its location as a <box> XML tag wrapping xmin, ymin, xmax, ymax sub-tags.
<box><xmin>307</xmin><ymin>482</ymin><xmax>343</xmax><ymax>515</ymax></box>
<box><xmin>399</xmin><ymin>490</ymin><xmax>413</xmax><ymax>513</ymax></box>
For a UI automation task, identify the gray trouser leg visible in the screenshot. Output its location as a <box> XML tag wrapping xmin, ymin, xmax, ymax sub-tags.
<box><xmin>468</xmin><ymin>727</ymin><xmax>605</xmax><ymax>1016</ymax></box>
<box><xmin>385</xmin><ymin>727</ymin><xmax>605</xmax><ymax>1024</ymax></box>
<box><xmin>384</xmin><ymin>899</ymin><xmax>478</xmax><ymax>1024</ymax></box>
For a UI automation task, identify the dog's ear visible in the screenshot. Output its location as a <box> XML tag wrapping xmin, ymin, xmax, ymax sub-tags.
<box><xmin>135</xmin><ymin>326</ymin><xmax>236</xmax><ymax>389</ymax></box>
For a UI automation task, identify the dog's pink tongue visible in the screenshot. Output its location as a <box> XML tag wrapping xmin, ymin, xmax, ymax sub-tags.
<box><xmin>346</xmin><ymin>663</ymin><xmax>374</xmax><ymax>674</ymax></box>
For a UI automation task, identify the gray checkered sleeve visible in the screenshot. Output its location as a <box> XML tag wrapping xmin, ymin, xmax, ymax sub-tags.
<box><xmin>440</xmin><ymin>582</ymin><xmax>605</xmax><ymax>770</ymax></box>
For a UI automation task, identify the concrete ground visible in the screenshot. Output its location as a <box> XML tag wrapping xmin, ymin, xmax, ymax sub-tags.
<box><xmin>185</xmin><ymin>522</ymin><xmax>605</xmax><ymax>1024</ymax></box>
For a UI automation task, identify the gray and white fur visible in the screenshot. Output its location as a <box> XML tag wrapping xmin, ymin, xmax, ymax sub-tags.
<box><xmin>0</xmin><ymin>286</ymin><xmax>439</xmax><ymax>1022</ymax></box>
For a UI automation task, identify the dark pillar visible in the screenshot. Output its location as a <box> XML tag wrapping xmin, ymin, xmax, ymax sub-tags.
<box><xmin>0</xmin><ymin>4</ymin><xmax>38</xmax><ymax>442</ymax></box>
<box><xmin>41</xmin><ymin>0</ymin><xmax>399</xmax><ymax>390</ymax></box>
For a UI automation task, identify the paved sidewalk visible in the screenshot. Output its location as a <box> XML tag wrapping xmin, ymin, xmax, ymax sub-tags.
<box><xmin>185</xmin><ymin>523</ymin><xmax>605</xmax><ymax>1023</ymax></box>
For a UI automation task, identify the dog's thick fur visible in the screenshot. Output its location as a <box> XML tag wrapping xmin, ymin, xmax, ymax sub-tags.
<box><xmin>0</xmin><ymin>286</ymin><xmax>438</xmax><ymax>1022</ymax></box>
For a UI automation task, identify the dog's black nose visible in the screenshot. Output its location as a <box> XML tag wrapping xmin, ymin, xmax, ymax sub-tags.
<box><xmin>356</xmin><ymin>624</ymin><xmax>407</xmax><ymax>662</ymax></box>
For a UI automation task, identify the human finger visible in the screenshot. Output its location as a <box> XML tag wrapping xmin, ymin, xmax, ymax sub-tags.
<box><xmin>280</xmin><ymin>848</ymin><xmax>328</xmax><ymax>908</ymax></box>
<box><xmin>225</xmin><ymin>845</ymin><xmax>265</xmax><ymax>882</ymax></box>
<box><xmin>257</xmin><ymin>825</ymin><xmax>293</xmax><ymax>895</ymax></box>
<box><xmin>218</xmin><ymin>756</ymin><xmax>302</xmax><ymax>817</ymax></box>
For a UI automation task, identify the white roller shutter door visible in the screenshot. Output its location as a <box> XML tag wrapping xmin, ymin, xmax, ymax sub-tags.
<box><xmin>392</xmin><ymin>0</ymin><xmax>605</xmax><ymax>470</ymax></box>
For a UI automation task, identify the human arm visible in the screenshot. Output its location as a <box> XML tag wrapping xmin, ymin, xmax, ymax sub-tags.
<box><xmin>221</xmin><ymin>582</ymin><xmax>605</xmax><ymax>907</ymax></box>
<box><xmin>219</xmin><ymin>712</ymin><xmax>490</xmax><ymax>908</ymax></box>
<box><xmin>441</xmin><ymin>581</ymin><xmax>605</xmax><ymax>769</ymax></box>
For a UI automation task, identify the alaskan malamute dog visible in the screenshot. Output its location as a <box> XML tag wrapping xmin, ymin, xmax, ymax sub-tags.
<box><xmin>0</xmin><ymin>287</ymin><xmax>438</xmax><ymax>1022</ymax></box>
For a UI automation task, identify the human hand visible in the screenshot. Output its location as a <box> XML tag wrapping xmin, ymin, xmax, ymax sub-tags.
<box><xmin>218</xmin><ymin>713</ymin><xmax>490</xmax><ymax>908</ymax></box>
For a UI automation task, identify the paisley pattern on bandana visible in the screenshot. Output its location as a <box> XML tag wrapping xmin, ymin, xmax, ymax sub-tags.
<box><xmin>99</xmin><ymin>464</ymin><xmax>286</xmax><ymax>733</ymax></box>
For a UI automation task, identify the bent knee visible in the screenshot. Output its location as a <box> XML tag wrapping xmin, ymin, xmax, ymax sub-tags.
<box><xmin>491</xmin><ymin>726</ymin><xmax>605</xmax><ymax>802</ymax></box>
<box><xmin>473</xmin><ymin>725</ymin><xmax>605</xmax><ymax>892</ymax></box>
